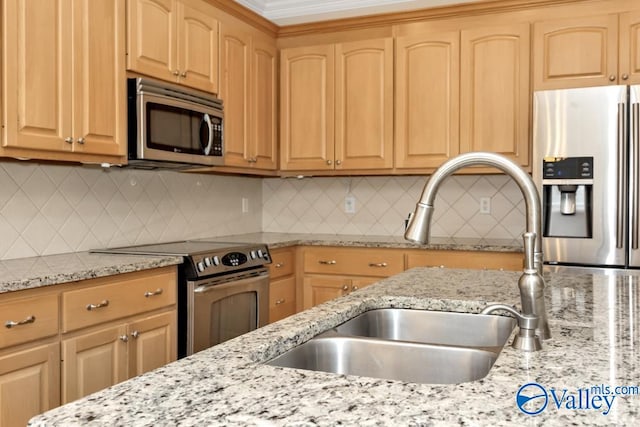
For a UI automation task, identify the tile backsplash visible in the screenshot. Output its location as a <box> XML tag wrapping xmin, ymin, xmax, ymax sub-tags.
<box><xmin>0</xmin><ymin>161</ymin><xmax>261</xmax><ymax>260</ymax></box>
<box><xmin>0</xmin><ymin>160</ymin><xmax>526</xmax><ymax>261</ymax></box>
<box><xmin>262</xmin><ymin>175</ymin><xmax>526</xmax><ymax>239</ymax></box>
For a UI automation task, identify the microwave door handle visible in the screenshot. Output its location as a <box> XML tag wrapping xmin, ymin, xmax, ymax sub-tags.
<box><xmin>202</xmin><ymin>113</ymin><xmax>213</xmax><ymax>155</ymax></box>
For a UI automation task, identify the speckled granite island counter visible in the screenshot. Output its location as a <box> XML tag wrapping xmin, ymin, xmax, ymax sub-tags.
<box><xmin>29</xmin><ymin>266</ymin><xmax>640</xmax><ymax>426</ymax></box>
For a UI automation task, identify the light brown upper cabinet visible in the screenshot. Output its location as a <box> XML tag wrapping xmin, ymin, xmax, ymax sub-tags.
<box><xmin>459</xmin><ymin>23</ymin><xmax>531</xmax><ymax>168</ymax></box>
<box><xmin>395</xmin><ymin>24</ymin><xmax>530</xmax><ymax>170</ymax></box>
<box><xmin>1</xmin><ymin>0</ymin><xmax>126</xmax><ymax>163</ymax></box>
<box><xmin>395</xmin><ymin>31</ymin><xmax>460</xmax><ymax>169</ymax></box>
<box><xmin>127</xmin><ymin>0</ymin><xmax>219</xmax><ymax>94</ymax></box>
<box><xmin>533</xmin><ymin>11</ymin><xmax>640</xmax><ymax>89</ymax></box>
<box><xmin>219</xmin><ymin>23</ymin><xmax>278</xmax><ymax>171</ymax></box>
<box><xmin>280</xmin><ymin>38</ymin><xmax>394</xmax><ymax>172</ymax></box>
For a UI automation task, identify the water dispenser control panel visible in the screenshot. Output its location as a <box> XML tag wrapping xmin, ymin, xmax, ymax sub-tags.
<box><xmin>543</xmin><ymin>157</ymin><xmax>593</xmax><ymax>180</ymax></box>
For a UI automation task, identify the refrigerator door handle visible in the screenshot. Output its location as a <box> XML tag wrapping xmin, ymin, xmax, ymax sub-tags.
<box><xmin>617</xmin><ymin>102</ymin><xmax>627</xmax><ymax>249</ymax></box>
<box><xmin>633</xmin><ymin>102</ymin><xmax>640</xmax><ymax>250</ymax></box>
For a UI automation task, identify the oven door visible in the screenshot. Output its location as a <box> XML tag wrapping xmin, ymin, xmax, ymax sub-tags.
<box><xmin>187</xmin><ymin>268</ymin><xmax>269</xmax><ymax>356</ymax></box>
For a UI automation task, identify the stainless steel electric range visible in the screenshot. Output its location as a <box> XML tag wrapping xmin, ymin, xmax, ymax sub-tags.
<box><xmin>93</xmin><ymin>240</ymin><xmax>271</xmax><ymax>358</ymax></box>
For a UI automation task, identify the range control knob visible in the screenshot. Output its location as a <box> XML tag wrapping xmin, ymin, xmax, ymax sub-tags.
<box><xmin>250</xmin><ymin>250</ymin><xmax>257</xmax><ymax>259</ymax></box>
<box><xmin>257</xmin><ymin>249</ymin><xmax>264</xmax><ymax>257</ymax></box>
<box><xmin>196</xmin><ymin>261</ymin><xmax>205</xmax><ymax>272</ymax></box>
<box><xmin>204</xmin><ymin>257</ymin><xmax>212</xmax><ymax>266</ymax></box>
<box><xmin>212</xmin><ymin>256</ymin><xmax>220</xmax><ymax>266</ymax></box>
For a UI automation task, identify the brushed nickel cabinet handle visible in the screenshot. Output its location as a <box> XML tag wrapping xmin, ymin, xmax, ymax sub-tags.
<box><xmin>351</xmin><ymin>285</ymin><xmax>358</xmax><ymax>291</ymax></box>
<box><xmin>172</xmin><ymin>70</ymin><xmax>180</xmax><ymax>76</ymax></box>
<box><xmin>180</xmin><ymin>71</ymin><xmax>187</xmax><ymax>78</ymax></box>
<box><xmin>119</xmin><ymin>335</ymin><xmax>129</xmax><ymax>342</ymax></box>
<box><xmin>5</xmin><ymin>315</ymin><xmax>36</xmax><ymax>328</ymax></box>
<box><xmin>336</xmin><ymin>160</ymin><xmax>342</xmax><ymax>166</ymax></box>
<box><xmin>622</xmin><ymin>73</ymin><xmax>629</xmax><ymax>81</ymax></box>
<box><xmin>144</xmin><ymin>288</ymin><xmax>163</xmax><ymax>297</ymax></box>
<box><xmin>131</xmin><ymin>330</ymin><xmax>140</xmax><ymax>339</ymax></box>
<box><xmin>318</xmin><ymin>260</ymin><xmax>337</xmax><ymax>265</ymax></box>
<box><xmin>368</xmin><ymin>262</ymin><xmax>388</xmax><ymax>268</ymax></box>
<box><xmin>275</xmin><ymin>262</ymin><xmax>284</xmax><ymax>268</ymax></box>
<box><xmin>86</xmin><ymin>300</ymin><xmax>109</xmax><ymax>311</ymax></box>
<box><xmin>326</xmin><ymin>160</ymin><xmax>332</xmax><ymax>166</ymax></box>
<box><xmin>609</xmin><ymin>74</ymin><xmax>617</xmax><ymax>82</ymax></box>
<box><xmin>76</xmin><ymin>137</ymin><xmax>85</xmax><ymax>144</ymax></box>
<box><xmin>275</xmin><ymin>298</ymin><xmax>286</xmax><ymax>305</ymax></box>
<box><xmin>64</xmin><ymin>137</ymin><xmax>73</xmax><ymax>144</ymax></box>
<box><xmin>342</xmin><ymin>285</ymin><xmax>349</xmax><ymax>291</ymax></box>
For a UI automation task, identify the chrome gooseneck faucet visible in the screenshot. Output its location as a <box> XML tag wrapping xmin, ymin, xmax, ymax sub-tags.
<box><xmin>404</xmin><ymin>152</ymin><xmax>551</xmax><ymax>347</ymax></box>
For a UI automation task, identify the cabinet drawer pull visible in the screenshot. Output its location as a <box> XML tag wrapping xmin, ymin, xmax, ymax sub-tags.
<box><xmin>5</xmin><ymin>315</ymin><xmax>36</xmax><ymax>329</ymax></box>
<box><xmin>131</xmin><ymin>330</ymin><xmax>140</xmax><ymax>339</ymax></box>
<box><xmin>86</xmin><ymin>300</ymin><xmax>109</xmax><ymax>311</ymax></box>
<box><xmin>144</xmin><ymin>288</ymin><xmax>163</xmax><ymax>297</ymax></box>
<box><xmin>275</xmin><ymin>262</ymin><xmax>285</xmax><ymax>268</ymax></box>
<box><xmin>318</xmin><ymin>260</ymin><xmax>337</xmax><ymax>265</ymax></box>
<box><xmin>275</xmin><ymin>298</ymin><xmax>286</xmax><ymax>305</ymax></box>
<box><xmin>368</xmin><ymin>262</ymin><xmax>388</xmax><ymax>268</ymax></box>
<box><xmin>342</xmin><ymin>285</ymin><xmax>349</xmax><ymax>291</ymax></box>
<box><xmin>119</xmin><ymin>335</ymin><xmax>129</xmax><ymax>342</ymax></box>
<box><xmin>352</xmin><ymin>285</ymin><xmax>359</xmax><ymax>291</ymax></box>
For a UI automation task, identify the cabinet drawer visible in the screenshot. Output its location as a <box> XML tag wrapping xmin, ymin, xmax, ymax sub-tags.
<box><xmin>62</xmin><ymin>269</ymin><xmax>177</xmax><ymax>332</ymax></box>
<box><xmin>0</xmin><ymin>294</ymin><xmax>59</xmax><ymax>348</ymax></box>
<box><xmin>405</xmin><ymin>250</ymin><xmax>523</xmax><ymax>271</ymax></box>
<box><xmin>304</xmin><ymin>247</ymin><xmax>404</xmax><ymax>277</ymax></box>
<box><xmin>269</xmin><ymin>248</ymin><xmax>294</xmax><ymax>279</ymax></box>
<box><xmin>269</xmin><ymin>277</ymin><xmax>296</xmax><ymax>323</ymax></box>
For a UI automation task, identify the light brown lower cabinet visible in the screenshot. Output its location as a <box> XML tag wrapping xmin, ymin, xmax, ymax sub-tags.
<box><xmin>0</xmin><ymin>342</ymin><xmax>60</xmax><ymax>427</ymax></box>
<box><xmin>268</xmin><ymin>248</ymin><xmax>297</xmax><ymax>323</ymax></box>
<box><xmin>302</xmin><ymin>275</ymin><xmax>379</xmax><ymax>310</ymax></box>
<box><xmin>0</xmin><ymin>266</ymin><xmax>178</xmax><ymax>424</ymax></box>
<box><xmin>405</xmin><ymin>249</ymin><xmax>523</xmax><ymax>271</ymax></box>
<box><xmin>62</xmin><ymin>311</ymin><xmax>175</xmax><ymax>404</ymax></box>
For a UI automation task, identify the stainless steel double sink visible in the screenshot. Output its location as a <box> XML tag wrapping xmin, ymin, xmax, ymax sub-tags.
<box><xmin>266</xmin><ymin>309</ymin><xmax>516</xmax><ymax>384</ymax></box>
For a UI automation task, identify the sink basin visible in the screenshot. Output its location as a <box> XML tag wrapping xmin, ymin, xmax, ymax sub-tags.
<box><xmin>266</xmin><ymin>336</ymin><xmax>498</xmax><ymax>384</ymax></box>
<box><xmin>331</xmin><ymin>308</ymin><xmax>516</xmax><ymax>348</ymax></box>
<box><xmin>265</xmin><ymin>309</ymin><xmax>516</xmax><ymax>384</ymax></box>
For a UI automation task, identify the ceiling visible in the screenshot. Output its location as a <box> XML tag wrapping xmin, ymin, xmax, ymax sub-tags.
<box><xmin>233</xmin><ymin>0</ymin><xmax>482</xmax><ymax>26</ymax></box>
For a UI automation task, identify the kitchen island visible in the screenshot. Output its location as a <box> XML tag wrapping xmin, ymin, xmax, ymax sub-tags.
<box><xmin>29</xmin><ymin>266</ymin><xmax>640</xmax><ymax>426</ymax></box>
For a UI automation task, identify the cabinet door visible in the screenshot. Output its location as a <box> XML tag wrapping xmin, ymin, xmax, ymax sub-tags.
<box><xmin>533</xmin><ymin>14</ymin><xmax>618</xmax><ymax>89</ymax></box>
<box><xmin>72</xmin><ymin>0</ymin><xmax>126</xmax><ymax>157</ymax></box>
<box><xmin>251</xmin><ymin>37</ymin><xmax>279</xmax><ymax>170</ymax></box>
<box><xmin>335</xmin><ymin>38</ymin><xmax>393</xmax><ymax>170</ymax></box>
<box><xmin>280</xmin><ymin>45</ymin><xmax>335</xmax><ymax>171</ymax></box>
<box><xmin>0</xmin><ymin>343</ymin><xmax>60</xmax><ymax>427</ymax></box>
<box><xmin>620</xmin><ymin>10</ymin><xmax>640</xmax><ymax>85</ymax></box>
<box><xmin>2</xmin><ymin>0</ymin><xmax>72</xmax><ymax>152</ymax></box>
<box><xmin>395</xmin><ymin>32</ymin><xmax>460</xmax><ymax>169</ymax></box>
<box><xmin>176</xmin><ymin>0</ymin><xmax>218</xmax><ymax>93</ymax></box>
<box><xmin>460</xmin><ymin>23</ymin><xmax>530</xmax><ymax>167</ymax></box>
<box><xmin>269</xmin><ymin>276</ymin><xmax>296</xmax><ymax>323</ymax></box>
<box><xmin>220</xmin><ymin>25</ymin><xmax>251</xmax><ymax>167</ymax></box>
<box><xmin>302</xmin><ymin>276</ymin><xmax>348</xmax><ymax>309</ymax></box>
<box><xmin>127</xmin><ymin>0</ymin><xmax>177</xmax><ymax>83</ymax></box>
<box><xmin>128</xmin><ymin>311</ymin><xmax>176</xmax><ymax>378</ymax></box>
<box><xmin>61</xmin><ymin>325</ymin><xmax>128</xmax><ymax>404</ymax></box>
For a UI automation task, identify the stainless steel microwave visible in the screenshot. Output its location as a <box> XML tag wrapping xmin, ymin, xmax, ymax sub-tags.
<box><xmin>127</xmin><ymin>78</ymin><xmax>224</xmax><ymax>169</ymax></box>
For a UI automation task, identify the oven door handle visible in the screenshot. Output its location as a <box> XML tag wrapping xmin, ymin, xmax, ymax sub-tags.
<box><xmin>192</xmin><ymin>270</ymin><xmax>269</xmax><ymax>293</ymax></box>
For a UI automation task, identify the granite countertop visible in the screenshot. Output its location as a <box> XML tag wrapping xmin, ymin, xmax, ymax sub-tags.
<box><xmin>29</xmin><ymin>266</ymin><xmax>640</xmax><ymax>426</ymax></box>
<box><xmin>0</xmin><ymin>252</ymin><xmax>183</xmax><ymax>294</ymax></box>
<box><xmin>0</xmin><ymin>233</ymin><xmax>520</xmax><ymax>295</ymax></box>
<box><xmin>200</xmin><ymin>232</ymin><xmax>523</xmax><ymax>252</ymax></box>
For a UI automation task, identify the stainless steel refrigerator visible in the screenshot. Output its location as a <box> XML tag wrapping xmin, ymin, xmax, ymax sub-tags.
<box><xmin>532</xmin><ymin>85</ymin><xmax>640</xmax><ymax>268</ymax></box>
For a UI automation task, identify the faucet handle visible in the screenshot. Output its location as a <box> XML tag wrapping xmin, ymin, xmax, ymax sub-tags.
<box><xmin>522</xmin><ymin>232</ymin><xmax>536</xmax><ymax>272</ymax></box>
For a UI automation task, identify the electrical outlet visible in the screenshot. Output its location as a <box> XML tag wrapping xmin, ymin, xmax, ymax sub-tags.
<box><xmin>479</xmin><ymin>197</ymin><xmax>491</xmax><ymax>214</ymax></box>
<box><xmin>344</xmin><ymin>195</ymin><xmax>356</xmax><ymax>214</ymax></box>
<box><xmin>242</xmin><ymin>198</ymin><xmax>249</xmax><ymax>214</ymax></box>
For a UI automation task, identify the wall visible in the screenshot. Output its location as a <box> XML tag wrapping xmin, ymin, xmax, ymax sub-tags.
<box><xmin>0</xmin><ymin>161</ymin><xmax>262</xmax><ymax>260</ymax></box>
<box><xmin>263</xmin><ymin>175</ymin><xmax>526</xmax><ymax>239</ymax></box>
